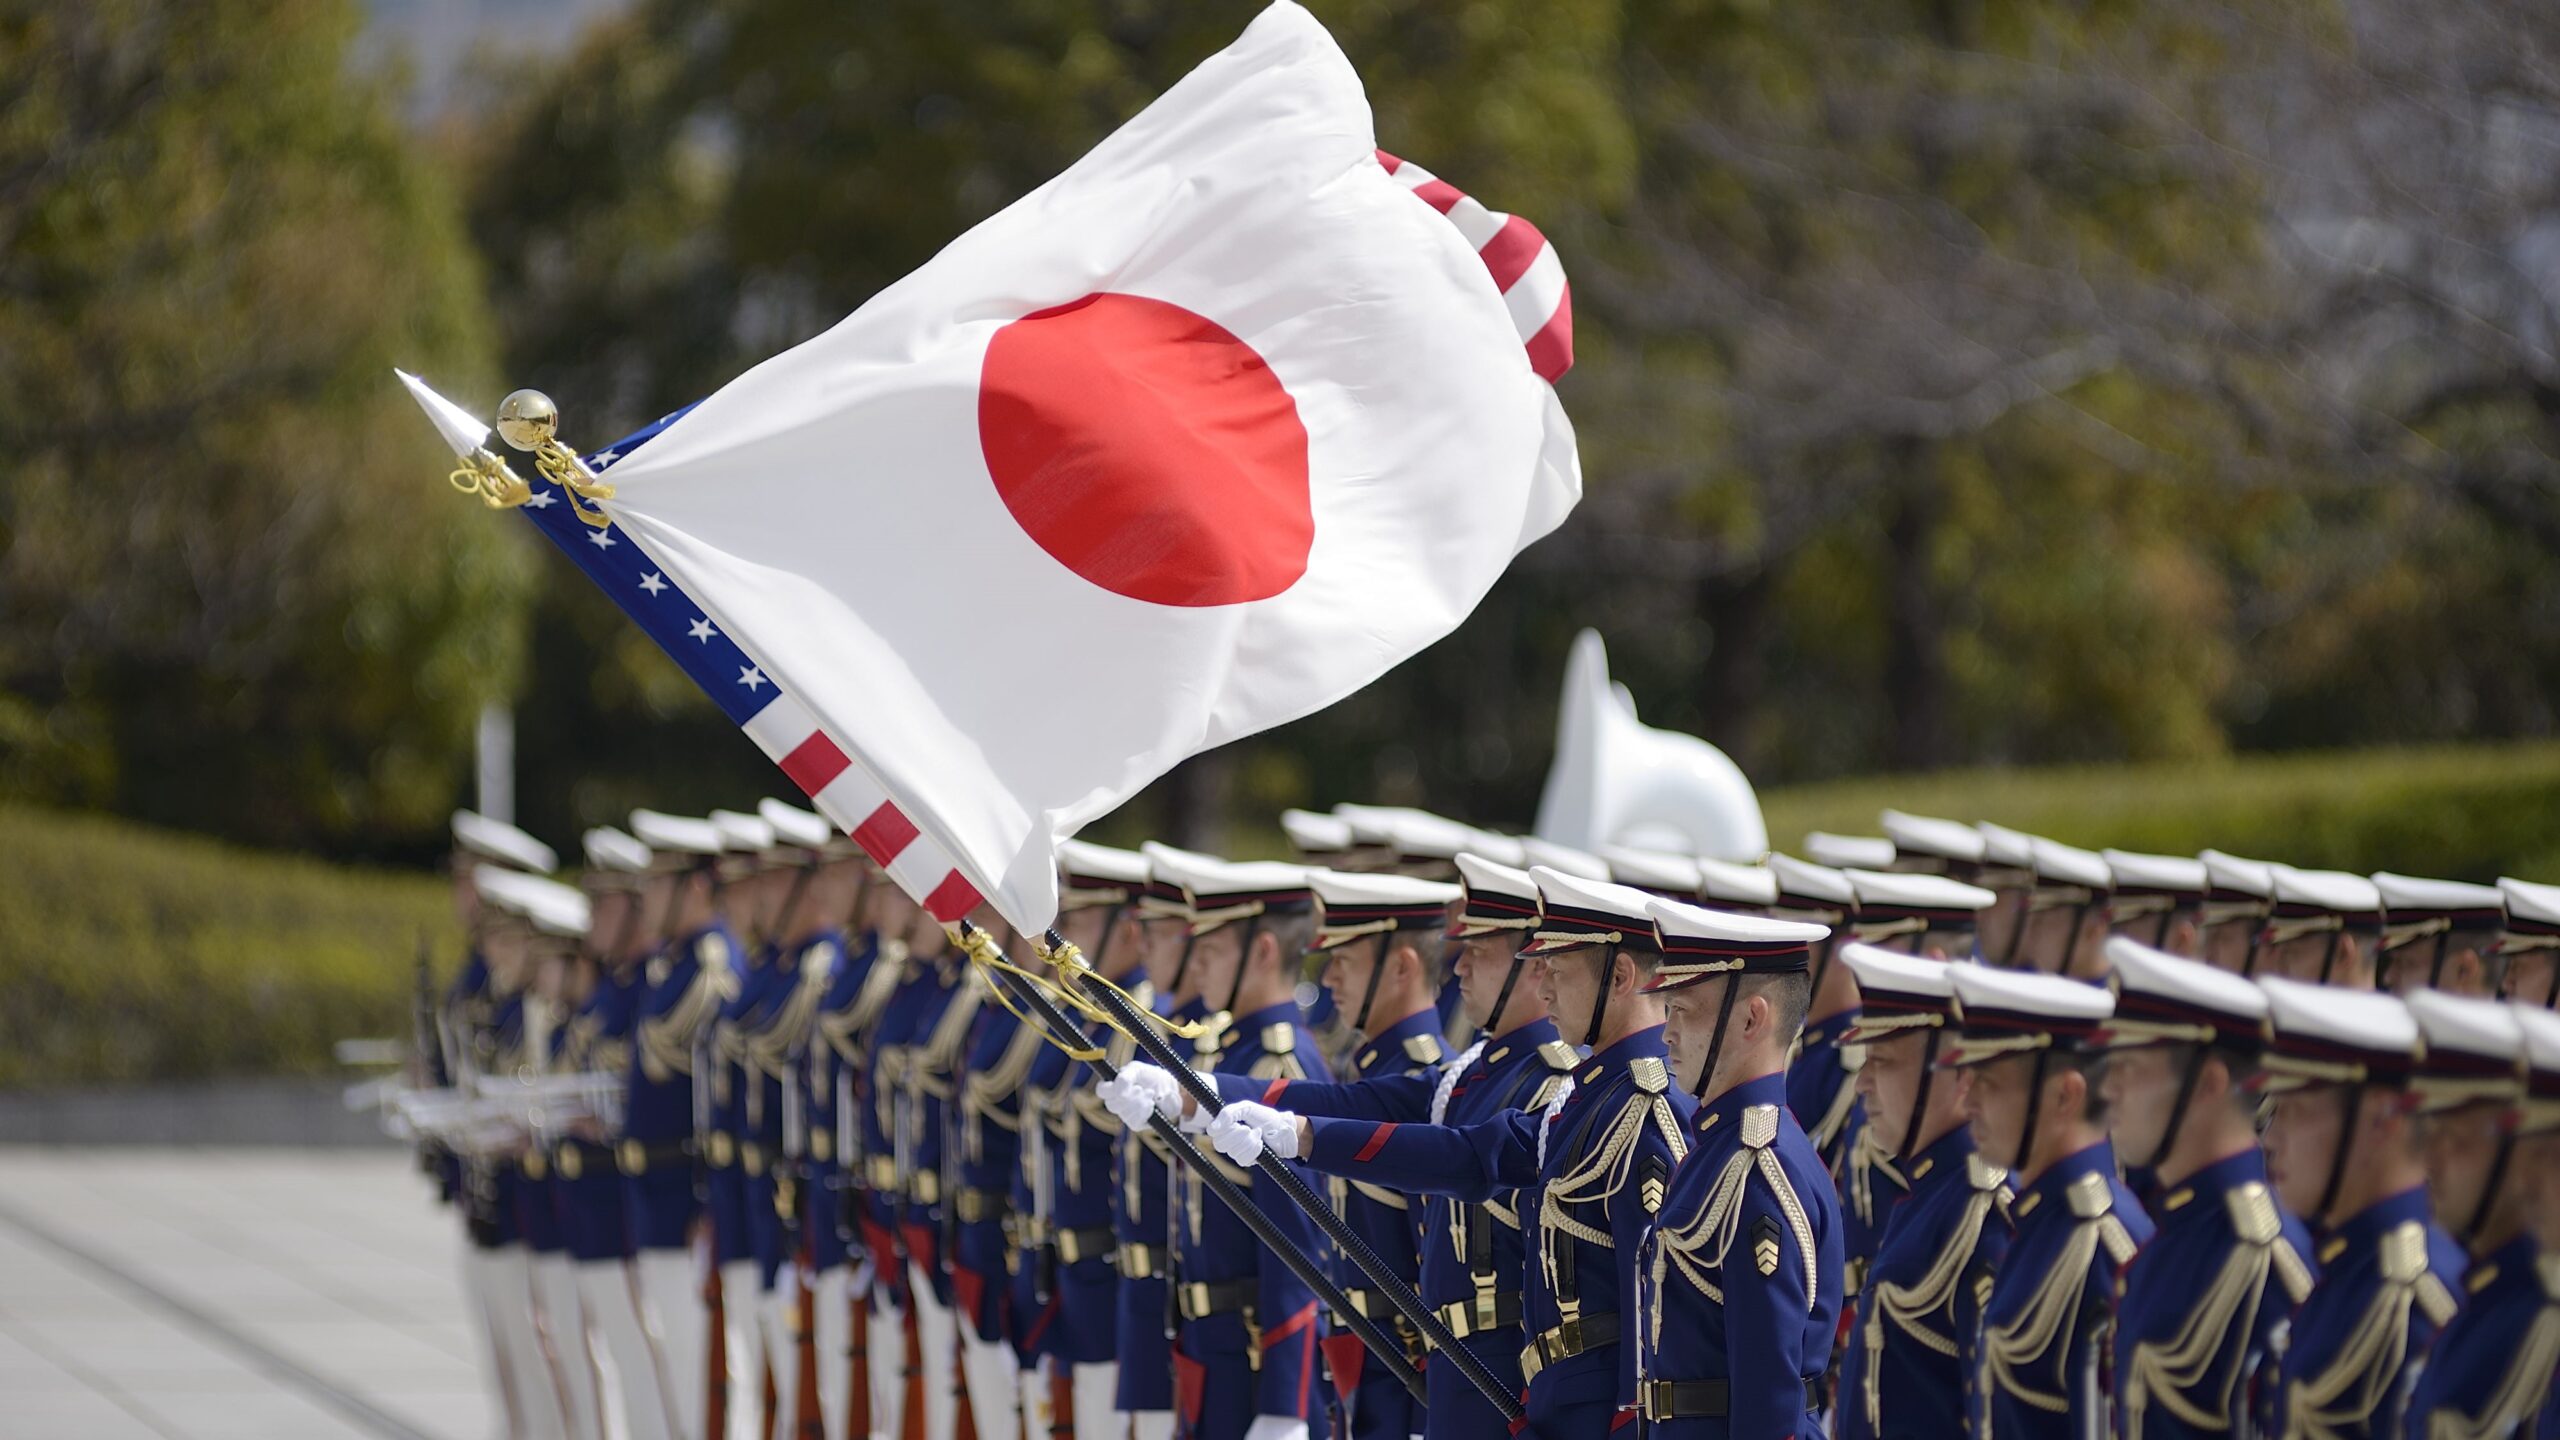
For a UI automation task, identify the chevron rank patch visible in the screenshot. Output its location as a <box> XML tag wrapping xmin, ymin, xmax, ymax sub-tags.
<box><xmin>1753</xmin><ymin>1214</ymin><xmax>1782</xmax><ymax>1276</ymax></box>
<box><xmin>1640</xmin><ymin>1153</ymin><xmax>1668</xmax><ymax>1216</ymax></box>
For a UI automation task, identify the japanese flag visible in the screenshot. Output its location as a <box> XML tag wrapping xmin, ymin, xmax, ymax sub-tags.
<box><xmin>595</xmin><ymin>0</ymin><xmax>1580</xmax><ymax>931</ymax></box>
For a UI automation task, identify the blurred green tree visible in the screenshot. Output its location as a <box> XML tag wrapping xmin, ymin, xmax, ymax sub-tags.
<box><xmin>0</xmin><ymin>0</ymin><xmax>532</xmax><ymax>855</ymax></box>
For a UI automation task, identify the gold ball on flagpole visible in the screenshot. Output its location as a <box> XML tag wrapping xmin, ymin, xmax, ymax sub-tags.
<box><xmin>494</xmin><ymin>389</ymin><xmax>559</xmax><ymax>453</ymax></box>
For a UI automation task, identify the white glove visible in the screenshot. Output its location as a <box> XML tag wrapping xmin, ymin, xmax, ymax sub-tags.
<box><xmin>1209</xmin><ymin>1100</ymin><xmax>1301</xmax><ymax>1165</ymax></box>
<box><xmin>1097</xmin><ymin>1062</ymin><xmax>1183</xmax><ymax>1131</ymax></box>
<box><xmin>1242</xmin><ymin>1417</ymin><xmax>1309</xmax><ymax>1440</ymax></box>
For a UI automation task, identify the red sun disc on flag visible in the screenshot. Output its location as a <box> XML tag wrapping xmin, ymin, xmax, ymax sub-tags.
<box><xmin>978</xmin><ymin>293</ymin><xmax>1313</xmax><ymax>607</ymax></box>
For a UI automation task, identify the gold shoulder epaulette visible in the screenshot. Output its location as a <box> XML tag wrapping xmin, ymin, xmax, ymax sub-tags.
<box><xmin>805</xmin><ymin>938</ymin><xmax>839</xmax><ymax>973</ymax></box>
<box><xmin>2097</xmin><ymin>1213</ymin><xmax>2139</xmax><ymax>1268</ymax></box>
<box><xmin>1967</xmin><ymin>1153</ymin><xmax>2010</xmax><ymax>1193</ymax></box>
<box><xmin>1403</xmin><ymin>1033</ymin><xmax>1444</xmax><ymax>1066</ymax></box>
<box><xmin>1629</xmin><ymin>1056</ymin><xmax>1669</xmax><ymax>1094</ymax></box>
<box><xmin>2379</xmin><ymin>1221</ymin><xmax>2427</xmax><ymax>1284</ymax></box>
<box><xmin>2227</xmin><ymin>1181</ymin><xmax>2281</xmax><ymax>1246</ymax></box>
<box><xmin>2066</xmin><ymin>1170</ymin><xmax>2113</xmax><ymax>1220</ymax></box>
<box><xmin>1740</xmin><ymin>1104</ymin><xmax>1778</xmax><ymax>1149</ymax></box>
<box><xmin>698</xmin><ymin>930</ymin><xmax>731</xmax><ymax>969</ymax></box>
<box><xmin>1538</xmin><ymin>1040</ymin><xmax>1579</xmax><ymax>1071</ymax></box>
<box><xmin>1262</xmin><ymin>1021</ymin><xmax>1295</xmax><ymax>1056</ymax></box>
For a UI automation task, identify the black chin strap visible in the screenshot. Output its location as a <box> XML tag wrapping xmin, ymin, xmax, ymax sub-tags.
<box><xmin>2425</xmin><ymin>933</ymin><xmax>2449</xmax><ymax>990</ymax></box>
<box><xmin>1169</xmin><ymin>930</ymin><xmax>1198</xmax><ymax>999</ymax></box>
<box><xmin>1351</xmin><ymin>933</ymin><xmax>1395</xmax><ymax>1035</ymax></box>
<box><xmin>2241</xmin><ymin>925</ymin><xmax>2266</xmax><ymax>978</ymax></box>
<box><xmin>1693</xmin><ymin>971</ymin><xmax>1745</xmax><ymax>1101</ymax></box>
<box><xmin>1806</xmin><ymin>931</ymin><xmax>1843</xmax><ymax>1001</ymax></box>
<box><xmin>776</xmin><ymin>862</ymin><xmax>819</xmax><ymax>952</ymax></box>
<box><xmin>1220</xmin><ymin>916</ymin><xmax>1265</xmax><ymax>1018</ymax></box>
<box><xmin>1898</xmin><ymin>1029</ymin><xmax>1942</xmax><ymax>1165</ymax></box>
<box><xmin>2016</xmin><ymin>1051</ymin><xmax>2053</xmax><ymax>1177</ymax></box>
<box><xmin>2315</xmin><ymin>931</ymin><xmax>2343</xmax><ymax>986</ymax></box>
<box><xmin>1582</xmin><ymin>946</ymin><xmax>1618</xmax><ymax>1051</ymax></box>
<box><xmin>2147</xmin><ymin>1045</ymin><xmax>2210</xmax><ymax>1173</ymax></box>
<box><xmin>1483</xmin><ymin>943</ymin><xmax>1530</xmax><ymax>1038</ymax></box>
<box><xmin>2314</xmin><ymin>1086</ymin><xmax>2360</xmax><ymax>1226</ymax></box>
<box><xmin>2466</xmin><ymin>1131</ymin><xmax>2515</xmax><ymax>1244</ymax></box>
<box><xmin>2152</xmin><ymin>908</ymin><xmax>2176</xmax><ymax>950</ymax></box>
<box><xmin>2000</xmin><ymin>894</ymin><xmax>2030</xmax><ymax>966</ymax></box>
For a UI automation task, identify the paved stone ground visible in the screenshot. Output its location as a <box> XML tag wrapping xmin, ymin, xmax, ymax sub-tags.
<box><xmin>0</xmin><ymin>1148</ymin><xmax>485</xmax><ymax>1440</ymax></box>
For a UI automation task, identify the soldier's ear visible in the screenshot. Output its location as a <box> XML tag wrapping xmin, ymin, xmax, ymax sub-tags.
<box><xmin>2165</xmin><ymin>916</ymin><xmax>2199</xmax><ymax>958</ymax></box>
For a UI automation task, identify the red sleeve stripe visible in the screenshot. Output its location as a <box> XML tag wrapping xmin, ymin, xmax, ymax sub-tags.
<box><xmin>1353</xmin><ymin>1124</ymin><xmax>1396</xmax><ymax>1163</ymax></box>
<box><xmin>1261</xmin><ymin>1078</ymin><xmax>1290</xmax><ymax>1105</ymax></box>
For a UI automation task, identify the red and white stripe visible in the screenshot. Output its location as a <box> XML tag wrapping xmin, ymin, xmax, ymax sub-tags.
<box><xmin>740</xmin><ymin>692</ymin><xmax>985</xmax><ymax>922</ymax></box>
<box><xmin>1376</xmin><ymin>150</ymin><xmax>1573</xmax><ymax>384</ymax></box>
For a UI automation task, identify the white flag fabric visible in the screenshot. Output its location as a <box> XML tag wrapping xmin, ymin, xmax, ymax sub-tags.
<box><xmin>595</xmin><ymin>0</ymin><xmax>1581</xmax><ymax>931</ymax></box>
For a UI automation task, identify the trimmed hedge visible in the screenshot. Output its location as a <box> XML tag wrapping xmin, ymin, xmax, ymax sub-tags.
<box><xmin>0</xmin><ymin>804</ymin><xmax>455</xmax><ymax>1089</ymax></box>
<box><xmin>1760</xmin><ymin>742</ymin><xmax>2560</xmax><ymax>883</ymax></box>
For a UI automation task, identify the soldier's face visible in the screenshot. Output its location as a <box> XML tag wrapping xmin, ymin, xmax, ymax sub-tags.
<box><xmin>1538</xmin><ymin>946</ymin><xmax>1608</xmax><ymax>1040</ymax></box>
<box><xmin>1659</xmin><ymin>979</ymin><xmax>1734</xmax><ymax>1090</ymax></box>
<box><xmin>2199</xmin><ymin>917</ymin><xmax>2257</xmax><ymax>972</ymax></box>
<box><xmin>1962</xmin><ymin>1054</ymin><xmax>2038</xmax><ymax>1172</ymax></box>
<box><xmin>585</xmin><ymin>889</ymin><xmax>631</xmax><ymax>962</ymax></box>
<box><xmin>1853</xmin><ymin>1032</ymin><xmax>1932</xmax><ymax>1154</ymax></box>
<box><xmin>1318</xmin><ymin>935</ymin><xmax>1385</xmax><ymax>1019</ymax></box>
<box><xmin>1190</xmin><ymin>925</ymin><xmax>1247</xmax><ymax>1007</ymax></box>
<box><xmin>1976</xmin><ymin>887</ymin><xmax>2030</xmax><ymax>964</ymax></box>
<box><xmin>2101</xmin><ymin>1044</ymin><xmax>2178</xmax><ymax>1163</ymax></box>
<box><xmin>1451</xmin><ymin>934</ymin><xmax>1532</xmax><ymax>1029</ymax></box>
<box><xmin>2504</xmin><ymin>949</ymin><xmax>2557</xmax><ymax>1005</ymax></box>
<box><xmin>1139</xmin><ymin>916</ymin><xmax>1189</xmax><ymax>992</ymax></box>
<box><xmin>2261</xmin><ymin>931</ymin><xmax>2370</xmax><ymax>988</ymax></box>
<box><xmin>2261</xmin><ymin>1085</ymin><xmax>2351</xmax><ymax>1222</ymax></box>
<box><xmin>2420</xmin><ymin>1102</ymin><xmax>2506</xmax><ymax>1239</ymax></box>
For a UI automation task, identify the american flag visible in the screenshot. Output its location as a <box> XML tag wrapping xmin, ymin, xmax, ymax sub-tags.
<box><xmin>515</xmin><ymin>404</ymin><xmax>985</xmax><ymax>921</ymax></box>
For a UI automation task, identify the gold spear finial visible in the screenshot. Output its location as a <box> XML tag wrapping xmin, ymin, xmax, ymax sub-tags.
<box><xmin>494</xmin><ymin>388</ymin><xmax>616</xmax><ymax>529</ymax></box>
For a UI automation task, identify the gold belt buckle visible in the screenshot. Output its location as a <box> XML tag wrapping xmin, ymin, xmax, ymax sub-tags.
<box><xmin>707</xmin><ymin>1131</ymin><xmax>735</xmax><ymax>1168</ymax></box>
<box><xmin>618</xmin><ymin>1139</ymin><xmax>647</xmax><ymax>1176</ymax></box>
<box><xmin>1474</xmin><ymin>1282</ymin><xmax>1499</xmax><ymax>1332</ymax></box>
<box><xmin>556</xmin><ymin>1144</ymin><xmax>582</xmax><ymax>1181</ymax></box>
<box><xmin>521</xmin><ymin>1148</ymin><xmax>547</xmax><ymax>1181</ymax></box>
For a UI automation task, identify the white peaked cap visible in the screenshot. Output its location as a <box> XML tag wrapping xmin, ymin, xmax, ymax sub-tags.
<box><xmin>1309</xmin><ymin>870</ymin><xmax>1461</xmax><ymax>950</ymax></box>
<box><xmin>1768</xmin><ymin>854</ymin><xmax>1856</xmax><ymax>911</ymax></box>
<box><xmin>2098</xmin><ymin>936</ymin><xmax>2269</xmax><ymax>1050</ymax></box>
<box><xmin>630</xmin><ymin>809</ymin><xmax>723</xmax><ymax>857</ymax></box>
<box><xmin>2514</xmin><ymin>1006</ymin><xmax>2560</xmax><ymax>1134</ymax></box>
<box><xmin>1805</xmin><ymin>832</ymin><xmax>1896</xmax><ymax>870</ymax></box>
<box><xmin>2403</xmin><ymin>990</ymin><xmax>2525</xmax><ymax>1112</ymax></box>
<box><xmin>2105</xmin><ymin>850</ymin><xmax>2208</xmax><ymax>896</ymax></box>
<box><xmin>453</xmin><ymin>809</ymin><xmax>557</xmax><ymax>875</ymax></box>
<box><xmin>1280</xmin><ymin>809</ymin><xmax>1355</xmax><ymax>855</ymax></box>
<box><xmin>709</xmin><ymin>809</ymin><xmax>776</xmax><ymax>853</ymax></box>
<box><xmin>1460</xmin><ymin>830</ymin><xmax>1529</xmax><ymax>867</ymax></box>
<box><xmin>1520</xmin><ymin>837</ymin><xmax>1610</xmax><ymax>881</ymax></box>
<box><xmin>1838</xmin><ymin>943</ymin><xmax>1955</xmax><ymax>1042</ymax></box>
<box><xmin>582</xmin><ymin>826</ymin><xmax>652</xmax><ymax>874</ymax></box>
<box><xmin>2256</xmin><ymin>977</ymin><xmax>2417</xmax><ymax>1090</ymax></box>
<box><xmin>759</xmin><ymin>797</ymin><xmax>832</xmax><ymax>850</ymax></box>
<box><xmin>2200</xmin><ymin>849</ymin><xmax>2278</xmax><ymax>898</ymax></box>
<box><xmin>2030</xmin><ymin>838</ymin><xmax>2112</xmax><ymax>891</ymax></box>
<box><xmin>1332</xmin><ymin>803</ymin><xmax>1434</xmax><ymax>847</ymax></box>
<box><xmin>1695</xmin><ymin>858</ymin><xmax>1781</xmax><ymax>908</ymax></box>
<box><xmin>477</xmin><ymin>868</ymin><xmax>592</xmax><ymax>937</ymax></box>
<box><xmin>1453</xmin><ymin>851</ymin><xmax>1541</xmax><ymax>935</ymax></box>
<box><xmin>1941</xmin><ymin>962</ymin><xmax>2114</xmax><ymax>1065</ymax></box>
<box><xmin>1880</xmin><ymin>809</ymin><xmax>1989</xmax><ymax>864</ymax></box>
<box><xmin>1977</xmin><ymin>822</ymin><xmax>2038</xmax><ymax>869</ymax></box>
<box><xmin>2269</xmin><ymin>865</ymin><xmax>2382</xmax><ymax>915</ymax></box>
<box><xmin>1523</xmin><ymin>866</ymin><xmax>1664</xmax><ymax>953</ymax></box>
<box><xmin>1060</xmin><ymin>839</ymin><xmax>1150</xmax><ymax>887</ymax></box>
<box><xmin>1601</xmin><ymin>845</ymin><xmax>1703</xmax><ymax>895</ymax></box>
<box><xmin>1844</xmin><ymin>868</ymin><xmax>1999</xmax><ymax>919</ymax></box>
<box><xmin>1384</xmin><ymin>811</ymin><xmax>1484</xmax><ymax>861</ymax></box>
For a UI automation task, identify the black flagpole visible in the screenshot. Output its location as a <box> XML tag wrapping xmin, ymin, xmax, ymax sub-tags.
<box><xmin>956</xmin><ymin>926</ymin><xmax>1442</xmax><ymax>1410</ymax></box>
<box><xmin>1023</xmin><ymin>928</ymin><xmax>1526</xmax><ymax>1421</ymax></box>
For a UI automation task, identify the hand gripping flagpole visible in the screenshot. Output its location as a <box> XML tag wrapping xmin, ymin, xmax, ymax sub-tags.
<box><xmin>945</xmin><ymin>924</ymin><xmax>1444</xmax><ymax>1411</ymax></box>
<box><xmin>1015</xmin><ymin>930</ymin><xmax>1527</xmax><ymax>1422</ymax></box>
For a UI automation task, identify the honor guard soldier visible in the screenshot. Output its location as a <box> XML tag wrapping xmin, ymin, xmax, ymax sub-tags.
<box><xmin>2196</xmin><ymin>851</ymin><xmax>2279</xmax><ymax>976</ymax></box>
<box><xmin>473</xmin><ymin>864</ymin><xmax>588</xmax><ymax>1440</ymax></box>
<box><xmin>2256</xmin><ymin>979</ymin><xmax>2463</xmax><ymax>1440</ymax></box>
<box><xmin>2096</xmin><ymin>938</ymin><xmax>2315</xmax><ymax>1439</ymax></box>
<box><xmin>735</xmin><ymin>799</ymin><xmax>844</xmax><ymax>1440</ymax></box>
<box><xmin>2501</xmin><ymin>878</ymin><xmax>2560</xmax><ymax>1008</ymax></box>
<box><xmin>625</xmin><ymin>808</ymin><xmax>739</xmax><ymax>1440</ymax></box>
<box><xmin>1110</xmin><ymin>848</ymin><xmax>1213</xmax><ymax>1440</ymax></box>
<box><xmin>520</xmin><ymin>872</ymin><xmax>614</xmax><ymax>1440</ymax></box>
<box><xmin>1206</xmin><ymin>865</ymin><xmax>1698</xmax><ymax>1437</ymax></box>
<box><xmin>806</xmin><ymin>849</ymin><xmax>904</xmax><ymax>1440</ymax></box>
<box><xmin>1833</xmin><ymin>870</ymin><xmax>1999</xmax><ymax>1324</ymax></box>
<box><xmin>2370</xmin><ymin>875</ymin><xmax>2505</xmax><ymax>998</ymax></box>
<box><xmin>2400</xmin><ymin>991</ymin><xmax>2560</xmax><ymax>1439</ymax></box>
<box><xmin>2257</xmin><ymin>868</ymin><xmax>2383</xmax><ymax>989</ymax></box>
<box><xmin>953</xmin><ymin>916</ymin><xmax>1052</xmax><ymax>1437</ymax></box>
<box><xmin>1028</xmin><ymin>841</ymin><xmax>1154</xmax><ymax>1440</ymax></box>
<box><xmin>862</xmin><ymin>898</ymin><xmax>982</xmax><ymax>1440</ymax></box>
<box><xmin>705</xmin><ymin>806</ymin><xmax>781</xmax><ymax>1440</ymax></box>
<box><xmin>564</xmin><ymin>826</ymin><xmax>675</xmax><ymax>1440</ymax></box>
<box><xmin>1160</xmin><ymin>854</ymin><xmax>1333</xmax><ymax>1440</ymax></box>
<box><xmin>1941</xmin><ymin>963</ymin><xmax>2153</xmax><ymax>1440</ymax></box>
<box><xmin>2021</xmin><ymin>840</ymin><xmax>2114</xmax><ymax>983</ymax></box>
<box><xmin>1834</xmin><ymin>942</ymin><xmax>2012</xmax><ymax>1440</ymax></box>
<box><xmin>2103</xmin><ymin>853</ymin><xmax>2208</xmax><ymax>957</ymax></box>
<box><xmin>1768</xmin><ymin>857</ymin><xmax>1873</xmax><ymax>1231</ymax></box>
<box><xmin>1633</xmin><ymin>895</ymin><xmax>1843</xmax><ymax>1438</ymax></box>
<box><xmin>446</xmin><ymin>809</ymin><xmax>559</xmax><ymax>1440</ymax></box>
<box><xmin>1109</xmin><ymin>850</ymin><xmax>1575</xmax><ymax>1440</ymax></box>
